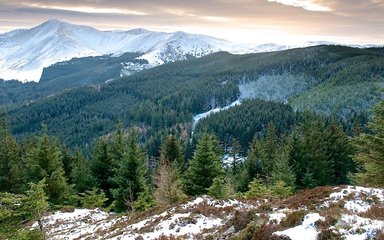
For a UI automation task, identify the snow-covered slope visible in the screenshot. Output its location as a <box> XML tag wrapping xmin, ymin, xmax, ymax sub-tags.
<box><xmin>35</xmin><ymin>186</ymin><xmax>384</xmax><ymax>240</ymax></box>
<box><xmin>0</xmin><ymin>20</ymin><xmax>249</xmax><ymax>82</ymax></box>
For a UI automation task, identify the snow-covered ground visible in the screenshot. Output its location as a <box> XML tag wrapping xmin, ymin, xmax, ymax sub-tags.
<box><xmin>35</xmin><ymin>186</ymin><xmax>384</xmax><ymax>240</ymax></box>
<box><xmin>192</xmin><ymin>100</ymin><xmax>241</xmax><ymax>132</ymax></box>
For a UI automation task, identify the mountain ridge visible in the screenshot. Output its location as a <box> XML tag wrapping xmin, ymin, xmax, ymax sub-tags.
<box><xmin>0</xmin><ymin>19</ymin><xmax>250</xmax><ymax>82</ymax></box>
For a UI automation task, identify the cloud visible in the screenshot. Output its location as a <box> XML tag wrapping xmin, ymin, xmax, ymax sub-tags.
<box><xmin>267</xmin><ymin>0</ymin><xmax>330</xmax><ymax>11</ymax></box>
<box><xmin>0</xmin><ymin>0</ymin><xmax>383</xmax><ymax>44</ymax></box>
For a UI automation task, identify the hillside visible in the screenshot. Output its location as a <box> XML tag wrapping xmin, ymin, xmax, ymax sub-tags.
<box><xmin>0</xmin><ymin>19</ymin><xmax>255</xmax><ymax>82</ymax></box>
<box><xmin>7</xmin><ymin>45</ymin><xmax>384</xmax><ymax>149</ymax></box>
<box><xmin>36</xmin><ymin>186</ymin><xmax>384</xmax><ymax>239</ymax></box>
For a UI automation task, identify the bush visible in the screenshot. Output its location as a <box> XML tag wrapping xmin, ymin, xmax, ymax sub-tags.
<box><xmin>79</xmin><ymin>188</ymin><xmax>108</xmax><ymax>209</ymax></box>
<box><xmin>245</xmin><ymin>178</ymin><xmax>271</xmax><ymax>198</ymax></box>
<box><xmin>208</xmin><ymin>177</ymin><xmax>229</xmax><ymax>199</ymax></box>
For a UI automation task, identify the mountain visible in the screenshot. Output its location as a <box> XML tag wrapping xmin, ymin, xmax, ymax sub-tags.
<box><xmin>0</xmin><ymin>19</ymin><xmax>248</xmax><ymax>82</ymax></box>
<box><xmin>8</xmin><ymin>45</ymin><xmax>384</xmax><ymax>149</ymax></box>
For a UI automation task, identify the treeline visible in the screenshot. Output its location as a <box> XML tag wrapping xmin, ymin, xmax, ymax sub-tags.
<box><xmin>3</xmin><ymin>97</ymin><xmax>384</xmax><ymax>239</ymax></box>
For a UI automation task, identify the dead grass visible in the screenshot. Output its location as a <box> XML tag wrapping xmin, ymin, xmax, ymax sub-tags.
<box><xmin>359</xmin><ymin>203</ymin><xmax>384</xmax><ymax>220</ymax></box>
<box><xmin>279</xmin><ymin>210</ymin><xmax>308</xmax><ymax>229</ymax></box>
<box><xmin>280</xmin><ymin>186</ymin><xmax>336</xmax><ymax>210</ymax></box>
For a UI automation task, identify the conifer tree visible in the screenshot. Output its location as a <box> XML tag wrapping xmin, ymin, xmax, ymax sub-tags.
<box><xmin>185</xmin><ymin>133</ymin><xmax>224</xmax><ymax>195</ymax></box>
<box><xmin>353</xmin><ymin>99</ymin><xmax>384</xmax><ymax>186</ymax></box>
<box><xmin>230</xmin><ymin>138</ymin><xmax>242</xmax><ymax>176</ymax></box>
<box><xmin>71</xmin><ymin>150</ymin><xmax>95</xmax><ymax>193</ymax></box>
<box><xmin>271</xmin><ymin>141</ymin><xmax>296</xmax><ymax>189</ymax></box>
<box><xmin>160</xmin><ymin>135</ymin><xmax>185</xmax><ymax>172</ymax></box>
<box><xmin>90</xmin><ymin>139</ymin><xmax>114</xmax><ymax>202</ymax></box>
<box><xmin>325</xmin><ymin>124</ymin><xmax>355</xmax><ymax>184</ymax></box>
<box><xmin>259</xmin><ymin>123</ymin><xmax>279</xmax><ymax>176</ymax></box>
<box><xmin>111</xmin><ymin>129</ymin><xmax>150</xmax><ymax>212</ymax></box>
<box><xmin>153</xmin><ymin>159</ymin><xmax>186</xmax><ymax>206</ymax></box>
<box><xmin>0</xmin><ymin>116</ymin><xmax>22</xmax><ymax>193</ymax></box>
<box><xmin>25</xmin><ymin>129</ymin><xmax>69</xmax><ymax>204</ymax></box>
<box><xmin>239</xmin><ymin>137</ymin><xmax>263</xmax><ymax>192</ymax></box>
<box><xmin>208</xmin><ymin>176</ymin><xmax>229</xmax><ymax>199</ymax></box>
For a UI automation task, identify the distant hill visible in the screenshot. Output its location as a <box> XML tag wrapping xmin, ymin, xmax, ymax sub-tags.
<box><xmin>7</xmin><ymin>45</ymin><xmax>384</xmax><ymax>149</ymax></box>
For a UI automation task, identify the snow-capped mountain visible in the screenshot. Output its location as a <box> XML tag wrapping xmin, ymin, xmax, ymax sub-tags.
<box><xmin>0</xmin><ymin>19</ymin><xmax>248</xmax><ymax>82</ymax></box>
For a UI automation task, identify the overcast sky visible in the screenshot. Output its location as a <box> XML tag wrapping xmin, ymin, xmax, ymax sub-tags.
<box><xmin>0</xmin><ymin>0</ymin><xmax>383</xmax><ymax>45</ymax></box>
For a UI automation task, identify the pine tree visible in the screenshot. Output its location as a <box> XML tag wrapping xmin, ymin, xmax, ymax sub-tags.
<box><xmin>160</xmin><ymin>135</ymin><xmax>185</xmax><ymax>172</ymax></box>
<box><xmin>25</xmin><ymin>129</ymin><xmax>69</xmax><ymax>204</ymax></box>
<box><xmin>237</xmin><ymin>137</ymin><xmax>265</xmax><ymax>192</ymax></box>
<box><xmin>71</xmin><ymin>150</ymin><xmax>95</xmax><ymax>193</ymax></box>
<box><xmin>79</xmin><ymin>188</ymin><xmax>108</xmax><ymax>209</ymax></box>
<box><xmin>259</xmin><ymin>123</ymin><xmax>278</xmax><ymax>176</ymax></box>
<box><xmin>353</xmin><ymin>99</ymin><xmax>384</xmax><ymax>186</ymax></box>
<box><xmin>24</xmin><ymin>179</ymin><xmax>49</xmax><ymax>233</ymax></box>
<box><xmin>325</xmin><ymin>124</ymin><xmax>355</xmax><ymax>185</ymax></box>
<box><xmin>289</xmin><ymin>113</ymin><xmax>333</xmax><ymax>188</ymax></box>
<box><xmin>111</xmin><ymin>129</ymin><xmax>150</xmax><ymax>212</ymax></box>
<box><xmin>185</xmin><ymin>133</ymin><xmax>224</xmax><ymax>195</ymax></box>
<box><xmin>90</xmin><ymin>139</ymin><xmax>114</xmax><ymax>202</ymax></box>
<box><xmin>208</xmin><ymin>176</ymin><xmax>229</xmax><ymax>199</ymax></box>
<box><xmin>271</xmin><ymin>141</ymin><xmax>296</xmax><ymax>189</ymax></box>
<box><xmin>230</xmin><ymin>138</ymin><xmax>242</xmax><ymax>176</ymax></box>
<box><xmin>0</xmin><ymin>116</ymin><xmax>22</xmax><ymax>193</ymax></box>
<box><xmin>153</xmin><ymin>159</ymin><xmax>186</xmax><ymax>206</ymax></box>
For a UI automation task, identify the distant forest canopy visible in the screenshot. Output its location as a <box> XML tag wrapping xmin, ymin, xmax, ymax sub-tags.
<box><xmin>2</xmin><ymin>45</ymin><xmax>382</xmax><ymax>153</ymax></box>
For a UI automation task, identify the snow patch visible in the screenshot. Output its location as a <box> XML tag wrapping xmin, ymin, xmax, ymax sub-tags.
<box><xmin>274</xmin><ymin>213</ymin><xmax>324</xmax><ymax>240</ymax></box>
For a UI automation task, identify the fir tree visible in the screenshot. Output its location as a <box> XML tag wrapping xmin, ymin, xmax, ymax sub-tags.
<box><xmin>25</xmin><ymin>129</ymin><xmax>69</xmax><ymax>204</ymax></box>
<box><xmin>271</xmin><ymin>140</ymin><xmax>296</xmax><ymax>189</ymax></box>
<box><xmin>0</xmin><ymin>116</ymin><xmax>22</xmax><ymax>193</ymax></box>
<box><xmin>71</xmin><ymin>150</ymin><xmax>95</xmax><ymax>193</ymax></box>
<box><xmin>79</xmin><ymin>188</ymin><xmax>108</xmax><ymax>209</ymax></box>
<box><xmin>185</xmin><ymin>133</ymin><xmax>224</xmax><ymax>195</ymax></box>
<box><xmin>160</xmin><ymin>135</ymin><xmax>185</xmax><ymax>172</ymax></box>
<box><xmin>90</xmin><ymin>139</ymin><xmax>114</xmax><ymax>202</ymax></box>
<box><xmin>353</xmin><ymin>99</ymin><xmax>384</xmax><ymax>186</ymax></box>
<box><xmin>239</xmin><ymin>137</ymin><xmax>264</xmax><ymax>191</ymax></box>
<box><xmin>153</xmin><ymin>159</ymin><xmax>186</xmax><ymax>206</ymax></box>
<box><xmin>208</xmin><ymin>176</ymin><xmax>229</xmax><ymax>199</ymax></box>
<box><xmin>111</xmin><ymin>129</ymin><xmax>149</xmax><ymax>212</ymax></box>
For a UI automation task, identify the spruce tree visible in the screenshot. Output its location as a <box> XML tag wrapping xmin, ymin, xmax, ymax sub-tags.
<box><xmin>153</xmin><ymin>159</ymin><xmax>186</xmax><ymax>206</ymax></box>
<box><xmin>0</xmin><ymin>116</ymin><xmax>22</xmax><ymax>193</ymax></box>
<box><xmin>239</xmin><ymin>137</ymin><xmax>263</xmax><ymax>191</ymax></box>
<box><xmin>25</xmin><ymin>130</ymin><xmax>69</xmax><ymax>204</ymax></box>
<box><xmin>271</xmin><ymin>142</ymin><xmax>296</xmax><ymax>189</ymax></box>
<box><xmin>111</xmin><ymin>129</ymin><xmax>149</xmax><ymax>212</ymax></box>
<box><xmin>160</xmin><ymin>135</ymin><xmax>185</xmax><ymax>173</ymax></box>
<box><xmin>208</xmin><ymin>176</ymin><xmax>229</xmax><ymax>199</ymax></box>
<box><xmin>185</xmin><ymin>133</ymin><xmax>224</xmax><ymax>195</ymax></box>
<box><xmin>353</xmin><ymin>99</ymin><xmax>384</xmax><ymax>186</ymax></box>
<box><xmin>90</xmin><ymin>139</ymin><xmax>114</xmax><ymax>202</ymax></box>
<box><xmin>71</xmin><ymin>150</ymin><xmax>95</xmax><ymax>193</ymax></box>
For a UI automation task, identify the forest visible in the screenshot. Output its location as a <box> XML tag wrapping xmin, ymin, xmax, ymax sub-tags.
<box><xmin>1</xmin><ymin>45</ymin><xmax>384</xmax><ymax>239</ymax></box>
<box><xmin>1</xmin><ymin>97</ymin><xmax>384</xmax><ymax>239</ymax></box>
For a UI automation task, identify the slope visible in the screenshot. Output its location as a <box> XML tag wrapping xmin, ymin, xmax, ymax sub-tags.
<box><xmin>8</xmin><ymin>45</ymin><xmax>384</xmax><ymax>149</ymax></box>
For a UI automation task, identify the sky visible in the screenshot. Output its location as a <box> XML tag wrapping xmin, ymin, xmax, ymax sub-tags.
<box><xmin>0</xmin><ymin>0</ymin><xmax>383</xmax><ymax>45</ymax></box>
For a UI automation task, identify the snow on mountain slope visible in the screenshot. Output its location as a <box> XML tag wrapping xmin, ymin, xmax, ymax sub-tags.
<box><xmin>0</xmin><ymin>20</ymin><xmax>247</xmax><ymax>82</ymax></box>
<box><xmin>35</xmin><ymin>186</ymin><xmax>384</xmax><ymax>240</ymax></box>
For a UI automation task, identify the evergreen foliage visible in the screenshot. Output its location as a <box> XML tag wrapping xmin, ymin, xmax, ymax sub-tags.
<box><xmin>153</xmin><ymin>159</ymin><xmax>187</xmax><ymax>206</ymax></box>
<box><xmin>79</xmin><ymin>188</ymin><xmax>108</xmax><ymax>209</ymax></box>
<box><xmin>353</xmin><ymin>99</ymin><xmax>384</xmax><ymax>186</ymax></box>
<box><xmin>185</xmin><ymin>133</ymin><xmax>224</xmax><ymax>195</ymax></box>
<box><xmin>208</xmin><ymin>176</ymin><xmax>229</xmax><ymax>199</ymax></box>
<box><xmin>24</xmin><ymin>129</ymin><xmax>69</xmax><ymax>204</ymax></box>
<box><xmin>0</xmin><ymin>116</ymin><xmax>22</xmax><ymax>193</ymax></box>
<box><xmin>111</xmin><ymin>129</ymin><xmax>150</xmax><ymax>212</ymax></box>
<box><xmin>160</xmin><ymin>135</ymin><xmax>185</xmax><ymax>173</ymax></box>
